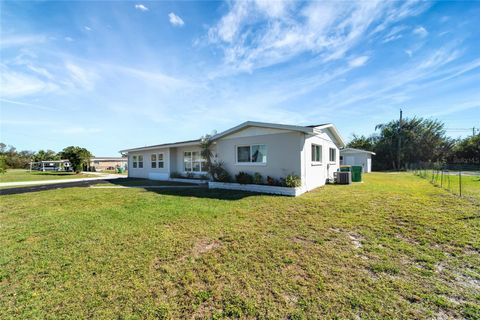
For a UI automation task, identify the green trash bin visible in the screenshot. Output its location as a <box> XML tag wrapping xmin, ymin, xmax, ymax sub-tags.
<box><xmin>340</xmin><ymin>165</ymin><xmax>351</xmax><ymax>172</ymax></box>
<box><xmin>351</xmin><ymin>166</ymin><xmax>362</xmax><ymax>182</ymax></box>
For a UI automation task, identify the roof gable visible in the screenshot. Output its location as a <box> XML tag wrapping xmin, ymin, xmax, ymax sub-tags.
<box><xmin>340</xmin><ymin>147</ymin><xmax>376</xmax><ymax>155</ymax></box>
<box><xmin>211</xmin><ymin>121</ymin><xmax>314</xmax><ymax>140</ymax></box>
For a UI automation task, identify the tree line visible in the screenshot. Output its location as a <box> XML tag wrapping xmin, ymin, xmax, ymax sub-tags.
<box><xmin>0</xmin><ymin>143</ymin><xmax>93</xmax><ymax>173</ymax></box>
<box><xmin>348</xmin><ymin>117</ymin><xmax>480</xmax><ymax>170</ymax></box>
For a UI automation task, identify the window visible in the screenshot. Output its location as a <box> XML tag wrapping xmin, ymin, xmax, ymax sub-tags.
<box><xmin>184</xmin><ymin>151</ymin><xmax>206</xmax><ymax>172</ymax></box>
<box><xmin>150</xmin><ymin>153</ymin><xmax>164</xmax><ymax>169</ymax></box>
<box><xmin>138</xmin><ymin>155</ymin><xmax>143</xmax><ymax>168</ymax></box>
<box><xmin>236</xmin><ymin>145</ymin><xmax>267</xmax><ymax>164</ymax></box>
<box><xmin>311</xmin><ymin>144</ymin><xmax>322</xmax><ymax>162</ymax></box>
<box><xmin>329</xmin><ymin>148</ymin><xmax>336</xmax><ymax>163</ymax></box>
<box><xmin>158</xmin><ymin>153</ymin><xmax>164</xmax><ymax>168</ymax></box>
<box><xmin>151</xmin><ymin>154</ymin><xmax>157</xmax><ymax>168</ymax></box>
<box><xmin>132</xmin><ymin>155</ymin><xmax>137</xmax><ymax>168</ymax></box>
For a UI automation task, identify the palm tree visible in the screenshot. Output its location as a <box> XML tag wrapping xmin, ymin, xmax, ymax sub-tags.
<box><xmin>200</xmin><ymin>134</ymin><xmax>213</xmax><ymax>175</ymax></box>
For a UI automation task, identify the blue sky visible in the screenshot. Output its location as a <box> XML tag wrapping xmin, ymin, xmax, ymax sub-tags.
<box><xmin>1</xmin><ymin>0</ymin><xmax>479</xmax><ymax>156</ymax></box>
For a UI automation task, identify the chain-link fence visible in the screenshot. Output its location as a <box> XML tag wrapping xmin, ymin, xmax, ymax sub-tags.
<box><xmin>410</xmin><ymin>163</ymin><xmax>480</xmax><ymax>202</ymax></box>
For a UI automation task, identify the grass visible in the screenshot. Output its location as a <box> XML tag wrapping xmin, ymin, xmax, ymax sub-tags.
<box><xmin>0</xmin><ymin>169</ymin><xmax>95</xmax><ymax>183</ymax></box>
<box><xmin>99</xmin><ymin>169</ymin><xmax>128</xmax><ymax>175</ymax></box>
<box><xmin>415</xmin><ymin>170</ymin><xmax>480</xmax><ymax>201</ymax></box>
<box><xmin>96</xmin><ymin>178</ymin><xmax>200</xmax><ymax>187</ymax></box>
<box><xmin>1</xmin><ymin>173</ymin><xmax>479</xmax><ymax>319</ymax></box>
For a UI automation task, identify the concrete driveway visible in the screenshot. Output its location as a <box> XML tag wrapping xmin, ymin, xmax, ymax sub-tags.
<box><xmin>0</xmin><ymin>173</ymin><xmax>126</xmax><ymax>188</ymax></box>
<box><xmin>0</xmin><ymin>173</ymin><xmax>128</xmax><ymax>196</ymax></box>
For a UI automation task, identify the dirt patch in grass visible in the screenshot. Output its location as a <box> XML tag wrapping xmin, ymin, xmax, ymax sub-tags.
<box><xmin>348</xmin><ymin>233</ymin><xmax>363</xmax><ymax>249</ymax></box>
<box><xmin>192</xmin><ymin>239</ymin><xmax>221</xmax><ymax>258</ymax></box>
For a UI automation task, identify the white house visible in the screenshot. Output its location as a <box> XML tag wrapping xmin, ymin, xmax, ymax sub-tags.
<box><xmin>120</xmin><ymin>121</ymin><xmax>345</xmax><ymax>194</ymax></box>
<box><xmin>340</xmin><ymin>148</ymin><xmax>375</xmax><ymax>173</ymax></box>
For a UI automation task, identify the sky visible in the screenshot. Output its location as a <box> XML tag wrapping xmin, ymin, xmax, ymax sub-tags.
<box><xmin>1</xmin><ymin>0</ymin><xmax>479</xmax><ymax>156</ymax></box>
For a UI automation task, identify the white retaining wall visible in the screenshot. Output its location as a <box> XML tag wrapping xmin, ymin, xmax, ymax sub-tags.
<box><xmin>208</xmin><ymin>181</ymin><xmax>306</xmax><ymax>196</ymax></box>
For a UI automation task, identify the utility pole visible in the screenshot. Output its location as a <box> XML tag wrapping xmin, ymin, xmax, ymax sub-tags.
<box><xmin>397</xmin><ymin>109</ymin><xmax>403</xmax><ymax>171</ymax></box>
<box><xmin>473</xmin><ymin>127</ymin><xmax>476</xmax><ymax>136</ymax></box>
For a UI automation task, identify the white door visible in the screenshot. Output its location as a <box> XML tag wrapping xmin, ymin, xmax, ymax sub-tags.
<box><xmin>367</xmin><ymin>157</ymin><xmax>372</xmax><ymax>172</ymax></box>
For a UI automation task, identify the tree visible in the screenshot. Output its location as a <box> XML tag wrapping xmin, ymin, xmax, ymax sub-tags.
<box><xmin>0</xmin><ymin>155</ymin><xmax>6</xmax><ymax>174</ymax></box>
<box><xmin>0</xmin><ymin>143</ymin><xmax>34</xmax><ymax>169</ymax></box>
<box><xmin>451</xmin><ymin>134</ymin><xmax>480</xmax><ymax>164</ymax></box>
<box><xmin>347</xmin><ymin>134</ymin><xmax>376</xmax><ymax>151</ymax></box>
<box><xmin>59</xmin><ymin>146</ymin><xmax>93</xmax><ymax>173</ymax></box>
<box><xmin>33</xmin><ymin>149</ymin><xmax>60</xmax><ymax>162</ymax></box>
<box><xmin>373</xmin><ymin>117</ymin><xmax>453</xmax><ymax>170</ymax></box>
<box><xmin>200</xmin><ymin>134</ymin><xmax>214</xmax><ymax>174</ymax></box>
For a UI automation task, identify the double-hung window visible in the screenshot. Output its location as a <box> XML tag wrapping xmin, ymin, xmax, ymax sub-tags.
<box><xmin>132</xmin><ymin>155</ymin><xmax>143</xmax><ymax>168</ymax></box>
<box><xmin>132</xmin><ymin>155</ymin><xmax>137</xmax><ymax>168</ymax></box>
<box><xmin>311</xmin><ymin>144</ymin><xmax>322</xmax><ymax>163</ymax></box>
<box><xmin>151</xmin><ymin>153</ymin><xmax>164</xmax><ymax>169</ymax></box>
<box><xmin>329</xmin><ymin>148</ymin><xmax>336</xmax><ymax>163</ymax></box>
<box><xmin>151</xmin><ymin>154</ymin><xmax>156</xmax><ymax>168</ymax></box>
<box><xmin>236</xmin><ymin>144</ymin><xmax>267</xmax><ymax>164</ymax></box>
<box><xmin>184</xmin><ymin>151</ymin><xmax>206</xmax><ymax>172</ymax></box>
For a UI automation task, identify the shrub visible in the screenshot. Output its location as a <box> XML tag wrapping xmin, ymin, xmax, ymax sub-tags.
<box><xmin>253</xmin><ymin>172</ymin><xmax>263</xmax><ymax>184</ymax></box>
<box><xmin>235</xmin><ymin>171</ymin><xmax>253</xmax><ymax>184</ymax></box>
<box><xmin>186</xmin><ymin>172</ymin><xmax>195</xmax><ymax>179</ymax></box>
<box><xmin>266</xmin><ymin>176</ymin><xmax>282</xmax><ymax>186</ymax></box>
<box><xmin>210</xmin><ymin>161</ymin><xmax>231</xmax><ymax>182</ymax></box>
<box><xmin>199</xmin><ymin>174</ymin><xmax>209</xmax><ymax>180</ymax></box>
<box><xmin>285</xmin><ymin>174</ymin><xmax>301</xmax><ymax>188</ymax></box>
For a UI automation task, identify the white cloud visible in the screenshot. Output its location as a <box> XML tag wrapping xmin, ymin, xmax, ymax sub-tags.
<box><xmin>0</xmin><ymin>65</ymin><xmax>58</xmax><ymax>98</ymax></box>
<box><xmin>0</xmin><ymin>34</ymin><xmax>47</xmax><ymax>48</ymax></box>
<box><xmin>0</xmin><ymin>98</ymin><xmax>55</xmax><ymax>111</ymax></box>
<box><xmin>413</xmin><ymin>26</ymin><xmax>428</xmax><ymax>37</ymax></box>
<box><xmin>65</xmin><ymin>63</ymin><xmax>97</xmax><ymax>90</ymax></box>
<box><xmin>206</xmin><ymin>1</ymin><xmax>431</xmax><ymax>74</ymax></box>
<box><xmin>64</xmin><ymin>37</ymin><xmax>74</xmax><ymax>42</ymax></box>
<box><xmin>84</xmin><ymin>26</ymin><xmax>92</xmax><ymax>31</ymax></box>
<box><xmin>348</xmin><ymin>56</ymin><xmax>370</xmax><ymax>68</ymax></box>
<box><xmin>382</xmin><ymin>25</ymin><xmax>407</xmax><ymax>43</ymax></box>
<box><xmin>134</xmin><ymin>4</ymin><xmax>149</xmax><ymax>12</ymax></box>
<box><xmin>168</xmin><ymin>12</ymin><xmax>184</xmax><ymax>26</ymax></box>
<box><xmin>26</xmin><ymin>64</ymin><xmax>54</xmax><ymax>79</ymax></box>
<box><xmin>53</xmin><ymin>127</ymin><xmax>102</xmax><ymax>134</ymax></box>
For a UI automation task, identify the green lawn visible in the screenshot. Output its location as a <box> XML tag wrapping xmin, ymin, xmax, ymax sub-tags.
<box><xmin>95</xmin><ymin>178</ymin><xmax>200</xmax><ymax>187</ymax></box>
<box><xmin>1</xmin><ymin>173</ymin><xmax>479</xmax><ymax>319</ymax></box>
<box><xmin>416</xmin><ymin>170</ymin><xmax>480</xmax><ymax>201</ymax></box>
<box><xmin>0</xmin><ymin>169</ymin><xmax>95</xmax><ymax>183</ymax></box>
<box><xmin>99</xmin><ymin>169</ymin><xmax>128</xmax><ymax>175</ymax></box>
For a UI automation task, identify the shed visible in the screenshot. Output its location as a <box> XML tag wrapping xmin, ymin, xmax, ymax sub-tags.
<box><xmin>340</xmin><ymin>148</ymin><xmax>375</xmax><ymax>173</ymax></box>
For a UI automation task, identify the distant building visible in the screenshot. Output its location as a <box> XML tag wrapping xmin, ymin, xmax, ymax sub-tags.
<box><xmin>340</xmin><ymin>148</ymin><xmax>375</xmax><ymax>173</ymax></box>
<box><xmin>30</xmin><ymin>160</ymin><xmax>72</xmax><ymax>172</ymax></box>
<box><xmin>89</xmin><ymin>157</ymin><xmax>128</xmax><ymax>171</ymax></box>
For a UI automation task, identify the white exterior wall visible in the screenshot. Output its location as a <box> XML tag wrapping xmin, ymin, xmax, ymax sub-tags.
<box><xmin>215</xmin><ymin>129</ymin><xmax>303</xmax><ymax>181</ymax></box>
<box><xmin>173</xmin><ymin>145</ymin><xmax>210</xmax><ymax>176</ymax></box>
<box><xmin>128</xmin><ymin>147</ymin><xmax>171</xmax><ymax>180</ymax></box>
<box><xmin>340</xmin><ymin>152</ymin><xmax>372</xmax><ymax>172</ymax></box>
<box><xmin>302</xmin><ymin>131</ymin><xmax>340</xmax><ymax>191</ymax></box>
<box><xmin>125</xmin><ymin>126</ymin><xmax>343</xmax><ymax>193</ymax></box>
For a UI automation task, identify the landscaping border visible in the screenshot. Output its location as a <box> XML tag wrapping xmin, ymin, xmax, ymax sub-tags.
<box><xmin>208</xmin><ymin>181</ymin><xmax>306</xmax><ymax>196</ymax></box>
<box><xmin>169</xmin><ymin>178</ymin><xmax>209</xmax><ymax>184</ymax></box>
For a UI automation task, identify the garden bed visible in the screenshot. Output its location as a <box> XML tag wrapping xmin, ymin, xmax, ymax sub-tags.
<box><xmin>169</xmin><ymin>178</ymin><xmax>209</xmax><ymax>184</ymax></box>
<box><xmin>208</xmin><ymin>181</ymin><xmax>306</xmax><ymax>196</ymax></box>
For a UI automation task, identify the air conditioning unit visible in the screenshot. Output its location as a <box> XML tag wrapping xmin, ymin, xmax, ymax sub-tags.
<box><xmin>335</xmin><ymin>171</ymin><xmax>352</xmax><ymax>184</ymax></box>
